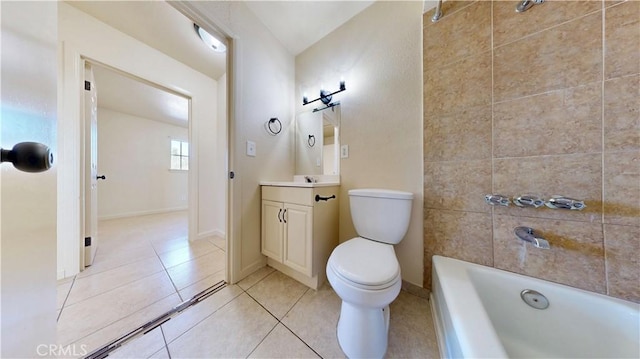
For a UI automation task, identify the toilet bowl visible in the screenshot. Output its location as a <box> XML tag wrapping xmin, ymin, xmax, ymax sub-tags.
<box><xmin>327</xmin><ymin>189</ymin><xmax>413</xmax><ymax>359</ymax></box>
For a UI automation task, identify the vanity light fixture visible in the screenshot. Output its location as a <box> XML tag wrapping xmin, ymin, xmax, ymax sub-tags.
<box><xmin>303</xmin><ymin>79</ymin><xmax>346</xmax><ymax>106</ymax></box>
<box><xmin>194</xmin><ymin>24</ymin><xmax>226</xmax><ymax>53</ymax></box>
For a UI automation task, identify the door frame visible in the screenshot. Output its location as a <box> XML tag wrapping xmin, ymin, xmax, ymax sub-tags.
<box><xmin>171</xmin><ymin>3</ymin><xmax>241</xmax><ymax>284</ymax></box>
<box><xmin>58</xmin><ymin>43</ymin><xmax>227</xmax><ymax>280</ymax></box>
<box><xmin>79</xmin><ymin>60</ymin><xmax>195</xmax><ymax>269</ymax></box>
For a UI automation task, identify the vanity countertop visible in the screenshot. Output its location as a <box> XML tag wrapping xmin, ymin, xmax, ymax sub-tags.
<box><xmin>260</xmin><ymin>181</ymin><xmax>340</xmax><ymax>188</ymax></box>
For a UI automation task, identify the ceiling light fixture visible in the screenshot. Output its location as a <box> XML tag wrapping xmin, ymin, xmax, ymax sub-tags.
<box><xmin>194</xmin><ymin>24</ymin><xmax>226</xmax><ymax>53</ymax></box>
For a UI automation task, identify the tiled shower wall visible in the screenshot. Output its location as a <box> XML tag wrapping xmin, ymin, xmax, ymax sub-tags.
<box><xmin>423</xmin><ymin>1</ymin><xmax>639</xmax><ymax>302</ymax></box>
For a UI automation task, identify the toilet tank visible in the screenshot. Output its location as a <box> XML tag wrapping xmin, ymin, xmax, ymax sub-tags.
<box><xmin>349</xmin><ymin>189</ymin><xmax>413</xmax><ymax>244</ymax></box>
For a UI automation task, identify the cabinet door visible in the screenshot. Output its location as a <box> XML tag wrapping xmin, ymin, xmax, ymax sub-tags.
<box><xmin>262</xmin><ymin>200</ymin><xmax>283</xmax><ymax>262</ymax></box>
<box><xmin>283</xmin><ymin>204</ymin><xmax>313</xmax><ymax>276</ymax></box>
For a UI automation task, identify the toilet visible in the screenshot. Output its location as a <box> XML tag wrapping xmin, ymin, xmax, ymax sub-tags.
<box><xmin>326</xmin><ymin>188</ymin><xmax>413</xmax><ymax>359</ymax></box>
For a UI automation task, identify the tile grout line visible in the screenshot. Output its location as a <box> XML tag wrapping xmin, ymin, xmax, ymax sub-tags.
<box><xmin>493</xmin><ymin>5</ymin><xmax>603</xmax><ymax>51</ymax></box>
<box><xmin>278</xmin><ymin>321</ymin><xmax>324</xmax><ymax>359</ymax></box>
<box><xmin>244</xmin><ymin>287</ymin><xmax>325</xmax><ymax>359</ymax></box>
<box><xmin>490</xmin><ymin>0</ymin><xmax>496</xmax><ymax>268</ymax></box>
<box><xmin>57</xmin><ymin>275</ymin><xmax>77</xmax><ymax>322</ymax></box>
<box><xmin>61</xmin><ymin>291</ymin><xmax>180</xmax><ymax>349</ymax></box>
<box><xmin>244</xmin><ymin>321</ymin><xmax>280</xmax><ymax>358</ymax></box>
<box><xmin>149</xmin><ymin>237</ymin><xmax>185</xmax><ymax>302</ymax></box>
<box><xmin>63</xmin><ymin>268</ymin><xmax>167</xmax><ymax>308</ymax></box>
<box><xmin>159</xmin><ymin>326</ymin><xmax>172</xmax><ymax>359</ymax></box>
<box><xmin>600</xmin><ymin>0</ymin><xmax>610</xmax><ymax>297</ymax></box>
<box><xmin>161</xmin><ymin>287</ymin><xmax>244</xmax><ymax>347</ymax></box>
<box><xmin>76</xmin><ymin>253</ymin><xmax>159</xmax><ymax>280</ymax></box>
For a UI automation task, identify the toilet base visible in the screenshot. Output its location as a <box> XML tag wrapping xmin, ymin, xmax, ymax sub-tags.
<box><xmin>336</xmin><ymin>301</ymin><xmax>391</xmax><ymax>359</ymax></box>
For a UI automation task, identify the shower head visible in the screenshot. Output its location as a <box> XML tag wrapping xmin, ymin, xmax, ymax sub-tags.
<box><xmin>516</xmin><ymin>0</ymin><xmax>545</xmax><ymax>13</ymax></box>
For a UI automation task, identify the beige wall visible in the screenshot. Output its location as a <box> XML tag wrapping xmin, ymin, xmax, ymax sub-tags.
<box><xmin>296</xmin><ymin>1</ymin><xmax>424</xmax><ymax>286</ymax></box>
<box><xmin>97</xmin><ymin>108</ymin><xmax>189</xmax><ymax>220</ymax></box>
<box><xmin>423</xmin><ymin>1</ymin><xmax>639</xmax><ymax>303</ymax></box>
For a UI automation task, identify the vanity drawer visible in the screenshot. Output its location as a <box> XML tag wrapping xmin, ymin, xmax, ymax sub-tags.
<box><xmin>262</xmin><ymin>186</ymin><xmax>313</xmax><ymax>206</ymax></box>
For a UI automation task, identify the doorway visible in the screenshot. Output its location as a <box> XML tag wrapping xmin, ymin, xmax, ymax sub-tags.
<box><xmin>56</xmin><ymin>1</ymin><xmax>230</xmax><ymax>351</ymax></box>
<box><xmin>83</xmin><ymin>63</ymin><xmax>192</xmax><ymax>267</ymax></box>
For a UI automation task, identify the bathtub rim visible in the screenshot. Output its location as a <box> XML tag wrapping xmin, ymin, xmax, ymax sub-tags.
<box><xmin>431</xmin><ymin>255</ymin><xmax>508</xmax><ymax>359</ymax></box>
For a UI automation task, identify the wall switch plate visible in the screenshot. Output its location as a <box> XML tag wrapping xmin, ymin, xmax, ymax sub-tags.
<box><xmin>341</xmin><ymin>145</ymin><xmax>349</xmax><ymax>158</ymax></box>
<box><xmin>246</xmin><ymin>140</ymin><xmax>256</xmax><ymax>157</ymax></box>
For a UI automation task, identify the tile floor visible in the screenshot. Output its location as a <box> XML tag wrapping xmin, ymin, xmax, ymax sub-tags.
<box><xmin>57</xmin><ymin>211</ymin><xmax>440</xmax><ymax>358</ymax></box>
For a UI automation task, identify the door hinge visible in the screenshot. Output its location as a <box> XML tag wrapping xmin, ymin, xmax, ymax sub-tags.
<box><xmin>84</xmin><ymin>81</ymin><xmax>91</xmax><ymax>91</ymax></box>
<box><xmin>229</xmin><ymin>171</ymin><xmax>235</xmax><ymax>179</ymax></box>
<box><xmin>84</xmin><ymin>237</ymin><xmax>92</xmax><ymax>247</ymax></box>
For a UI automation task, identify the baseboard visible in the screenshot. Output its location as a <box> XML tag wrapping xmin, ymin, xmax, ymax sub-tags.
<box><xmin>232</xmin><ymin>258</ymin><xmax>267</xmax><ymax>285</ymax></box>
<box><xmin>57</xmin><ymin>270</ymin><xmax>66</xmax><ymax>281</ymax></box>
<box><xmin>98</xmin><ymin>207</ymin><xmax>188</xmax><ymax>221</ymax></box>
<box><xmin>196</xmin><ymin>229</ymin><xmax>225</xmax><ymax>240</ymax></box>
<box><xmin>401</xmin><ymin>280</ymin><xmax>431</xmax><ymax>299</ymax></box>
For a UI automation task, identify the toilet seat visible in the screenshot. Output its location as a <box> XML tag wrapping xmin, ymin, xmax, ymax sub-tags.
<box><xmin>328</xmin><ymin>237</ymin><xmax>400</xmax><ymax>290</ymax></box>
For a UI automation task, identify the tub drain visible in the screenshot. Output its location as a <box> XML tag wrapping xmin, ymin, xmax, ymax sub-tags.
<box><xmin>520</xmin><ymin>289</ymin><xmax>549</xmax><ymax>309</ymax></box>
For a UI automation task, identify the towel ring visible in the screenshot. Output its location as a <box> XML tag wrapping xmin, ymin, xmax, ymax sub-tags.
<box><xmin>266</xmin><ymin>118</ymin><xmax>282</xmax><ymax>135</ymax></box>
<box><xmin>308</xmin><ymin>134</ymin><xmax>316</xmax><ymax>147</ymax></box>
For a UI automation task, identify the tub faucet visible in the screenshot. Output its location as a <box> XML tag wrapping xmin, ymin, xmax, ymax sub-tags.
<box><xmin>514</xmin><ymin>226</ymin><xmax>550</xmax><ymax>249</ymax></box>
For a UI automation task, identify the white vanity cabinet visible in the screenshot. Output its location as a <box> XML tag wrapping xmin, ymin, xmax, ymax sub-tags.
<box><xmin>261</xmin><ymin>185</ymin><xmax>339</xmax><ymax>289</ymax></box>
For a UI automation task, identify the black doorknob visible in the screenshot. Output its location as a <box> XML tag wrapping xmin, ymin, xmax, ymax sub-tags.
<box><xmin>1</xmin><ymin>142</ymin><xmax>53</xmax><ymax>173</ymax></box>
<box><xmin>97</xmin><ymin>175</ymin><xmax>106</xmax><ymax>180</ymax></box>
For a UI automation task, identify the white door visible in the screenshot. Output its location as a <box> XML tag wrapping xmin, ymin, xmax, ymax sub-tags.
<box><xmin>0</xmin><ymin>1</ymin><xmax>58</xmax><ymax>356</ymax></box>
<box><xmin>84</xmin><ymin>63</ymin><xmax>99</xmax><ymax>266</ymax></box>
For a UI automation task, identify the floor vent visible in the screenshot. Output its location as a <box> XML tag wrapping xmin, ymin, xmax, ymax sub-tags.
<box><xmin>84</xmin><ymin>280</ymin><xmax>227</xmax><ymax>359</ymax></box>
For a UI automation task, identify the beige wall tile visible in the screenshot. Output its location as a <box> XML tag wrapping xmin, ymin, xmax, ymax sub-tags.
<box><xmin>493</xmin><ymin>154</ymin><xmax>602</xmax><ymax>222</ymax></box>
<box><xmin>493</xmin><ymin>1</ymin><xmax>602</xmax><ymax>47</ymax></box>
<box><xmin>424</xmin><ymin>209</ymin><xmax>493</xmax><ymax>266</ymax></box>
<box><xmin>424</xmin><ymin>1</ymin><xmax>490</xmax><ymax>66</ymax></box>
<box><xmin>605</xmin><ymin>224</ymin><xmax>640</xmax><ymax>303</ymax></box>
<box><xmin>425</xmin><ymin>105</ymin><xmax>491</xmax><ymax>161</ymax></box>
<box><xmin>424</xmin><ymin>51</ymin><xmax>491</xmax><ymax>116</ymax></box>
<box><xmin>604</xmin><ymin>151</ymin><xmax>640</xmax><ymax>226</ymax></box>
<box><xmin>605</xmin><ymin>1</ymin><xmax>640</xmax><ymax>80</ymax></box>
<box><xmin>424</xmin><ymin>160</ymin><xmax>492</xmax><ymax>213</ymax></box>
<box><xmin>424</xmin><ymin>1</ymin><xmax>477</xmax><ymax>26</ymax></box>
<box><xmin>493</xmin><ymin>215</ymin><xmax>606</xmax><ymax>293</ymax></box>
<box><xmin>494</xmin><ymin>12</ymin><xmax>602</xmax><ymax>102</ymax></box>
<box><xmin>604</xmin><ymin>75</ymin><xmax>640</xmax><ymax>152</ymax></box>
<box><xmin>494</xmin><ymin>82</ymin><xmax>602</xmax><ymax>157</ymax></box>
<box><xmin>422</xmin><ymin>0</ymin><xmax>637</xmax><ymax>302</ymax></box>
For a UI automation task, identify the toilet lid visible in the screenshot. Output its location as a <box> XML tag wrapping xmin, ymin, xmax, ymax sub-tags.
<box><xmin>329</xmin><ymin>237</ymin><xmax>400</xmax><ymax>287</ymax></box>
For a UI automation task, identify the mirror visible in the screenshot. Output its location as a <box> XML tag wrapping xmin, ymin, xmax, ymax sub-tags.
<box><xmin>295</xmin><ymin>104</ymin><xmax>340</xmax><ymax>176</ymax></box>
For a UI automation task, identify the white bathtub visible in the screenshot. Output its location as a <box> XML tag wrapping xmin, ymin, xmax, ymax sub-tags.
<box><xmin>431</xmin><ymin>255</ymin><xmax>640</xmax><ymax>358</ymax></box>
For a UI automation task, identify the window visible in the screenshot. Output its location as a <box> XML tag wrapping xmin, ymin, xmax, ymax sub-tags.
<box><xmin>170</xmin><ymin>140</ymin><xmax>189</xmax><ymax>170</ymax></box>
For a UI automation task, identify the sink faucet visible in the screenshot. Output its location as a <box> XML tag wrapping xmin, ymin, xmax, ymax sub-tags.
<box><xmin>514</xmin><ymin>227</ymin><xmax>550</xmax><ymax>249</ymax></box>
